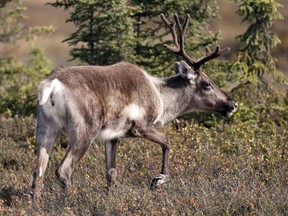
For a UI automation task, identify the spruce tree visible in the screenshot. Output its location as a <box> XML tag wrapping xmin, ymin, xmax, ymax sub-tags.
<box><xmin>0</xmin><ymin>0</ymin><xmax>53</xmax><ymax>115</ymax></box>
<box><xmin>231</xmin><ymin>0</ymin><xmax>287</xmax><ymax>122</ymax></box>
<box><xmin>49</xmin><ymin>0</ymin><xmax>139</xmax><ymax>65</ymax></box>
<box><xmin>49</xmin><ymin>0</ymin><xmax>220</xmax><ymax>75</ymax></box>
<box><xmin>232</xmin><ymin>0</ymin><xmax>284</xmax><ymax>86</ymax></box>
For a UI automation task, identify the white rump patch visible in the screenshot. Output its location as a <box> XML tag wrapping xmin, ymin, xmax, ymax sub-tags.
<box><xmin>38</xmin><ymin>79</ymin><xmax>63</xmax><ymax>105</ymax></box>
<box><xmin>38</xmin><ymin>78</ymin><xmax>66</xmax><ymax>128</ymax></box>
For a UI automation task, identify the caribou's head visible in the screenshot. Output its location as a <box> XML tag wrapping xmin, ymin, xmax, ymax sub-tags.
<box><xmin>161</xmin><ymin>14</ymin><xmax>238</xmax><ymax>117</ymax></box>
<box><xmin>174</xmin><ymin>60</ymin><xmax>237</xmax><ymax>116</ymax></box>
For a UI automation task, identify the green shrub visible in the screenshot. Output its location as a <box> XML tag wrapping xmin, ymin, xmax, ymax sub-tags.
<box><xmin>0</xmin><ymin>0</ymin><xmax>54</xmax><ymax>116</ymax></box>
<box><xmin>0</xmin><ymin>47</ymin><xmax>52</xmax><ymax>115</ymax></box>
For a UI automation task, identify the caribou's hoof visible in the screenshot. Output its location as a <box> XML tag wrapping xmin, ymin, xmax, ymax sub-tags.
<box><xmin>150</xmin><ymin>174</ymin><xmax>170</xmax><ymax>189</ymax></box>
<box><xmin>108</xmin><ymin>168</ymin><xmax>118</xmax><ymax>182</ymax></box>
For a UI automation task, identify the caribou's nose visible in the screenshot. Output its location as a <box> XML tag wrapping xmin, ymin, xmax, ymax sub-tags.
<box><xmin>224</xmin><ymin>100</ymin><xmax>238</xmax><ymax>117</ymax></box>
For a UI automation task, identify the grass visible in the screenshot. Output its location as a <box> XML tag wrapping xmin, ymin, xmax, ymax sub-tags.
<box><xmin>0</xmin><ymin>114</ymin><xmax>288</xmax><ymax>215</ymax></box>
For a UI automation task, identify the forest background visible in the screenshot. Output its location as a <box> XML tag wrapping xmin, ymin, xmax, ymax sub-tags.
<box><xmin>0</xmin><ymin>0</ymin><xmax>288</xmax><ymax>215</ymax></box>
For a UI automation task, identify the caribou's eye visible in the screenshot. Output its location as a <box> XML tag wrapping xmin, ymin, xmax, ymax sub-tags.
<box><xmin>202</xmin><ymin>81</ymin><xmax>212</xmax><ymax>91</ymax></box>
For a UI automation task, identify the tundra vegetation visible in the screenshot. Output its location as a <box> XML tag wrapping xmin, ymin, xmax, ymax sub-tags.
<box><xmin>0</xmin><ymin>0</ymin><xmax>288</xmax><ymax>215</ymax></box>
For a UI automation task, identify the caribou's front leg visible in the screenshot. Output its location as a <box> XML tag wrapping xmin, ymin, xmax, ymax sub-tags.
<box><xmin>145</xmin><ymin>127</ymin><xmax>171</xmax><ymax>189</ymax></box>
<box><xmin>105</xmin><ymin>139</ymin><xmax>118</xmax><ymax>188</ymax></box>
<box><xmin>130</xmin><ymin>124</ymin><xmax>171</xmax><ymax>189</ymax></box>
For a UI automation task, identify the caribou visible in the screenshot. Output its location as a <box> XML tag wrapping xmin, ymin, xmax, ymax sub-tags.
<box><xmin>32</xmin><ymin>14</ymin><xmax>238</xmax><ymax>199</ymax></box>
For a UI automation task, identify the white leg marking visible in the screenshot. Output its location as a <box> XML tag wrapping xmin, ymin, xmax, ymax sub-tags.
<box><xmin>39</xmin><ymin>168</ymin><xmax>42</xmax><ymax>177</ymax></box>
<box><xmin>38</xmin><ymin>148</ymin><xmax>50</xmax><ymax>178</ymax></box>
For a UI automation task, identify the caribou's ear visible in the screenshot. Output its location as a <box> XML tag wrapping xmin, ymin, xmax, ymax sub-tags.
<box><xmin>174</xmin><ymin>61</ymin><xmax>181</xmax><ymax>75</ymax></box>
<box><xmin>174</xmin><ymin>60</ymin><xmax>197</xmax><ymax>81</ymax></box>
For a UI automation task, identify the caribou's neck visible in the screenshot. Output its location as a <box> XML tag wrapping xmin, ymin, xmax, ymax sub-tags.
<box><xmin>153</xmin><ymin>75</ymin><xmax>192</xmax><ymax>125</ymax></box>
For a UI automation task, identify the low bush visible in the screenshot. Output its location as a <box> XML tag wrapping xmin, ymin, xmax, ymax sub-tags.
<box><xmin>0</xmin><ymin>114</ymin><xmax>287</xmax><ymax>215</ymax></box>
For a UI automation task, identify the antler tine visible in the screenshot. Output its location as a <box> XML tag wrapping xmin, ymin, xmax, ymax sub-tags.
<box><xmin>173</xmin><ymin>14</ymin><xmax>189</xmax><ymax>51</ymax></box>
<box><xmin>161</xmin><ymin>14</ymin><xmax>231</xmax><ymax>71</ymax></box>
<box><xmin>194</xmin><ymin>45</ymin><xmax>230</xmax><ymax>69</ymax></box>
<box><xmin>161</xmin><ymin>13</ymin><xmax>196</xmax><ymax>68</ymax></box>
<box><xmin>173</xmin><ymin>14</ymin><xmax>196</xmax><ymax>68</ymax></box>
<box><xmin>204</xmin><ymin>46</ymin><xmax>212</xmax><ymax>55</ymax></box>
<box><xmin>160</xmin><ymin>14</ymin><xmax>179</xmax><ymax>53</ymax></box>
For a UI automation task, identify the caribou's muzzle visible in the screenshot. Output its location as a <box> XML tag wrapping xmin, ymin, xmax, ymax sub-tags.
<box><xmin>220</xmin><ymin>100</ymin><xmax>238</xmax><ymax>117</ymax></box>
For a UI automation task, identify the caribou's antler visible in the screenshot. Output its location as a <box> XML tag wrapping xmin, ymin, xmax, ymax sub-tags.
<box><xmin>161</xmin><ymin>14</ymin><xmax>230</xmax><ymax>71</ymax></box>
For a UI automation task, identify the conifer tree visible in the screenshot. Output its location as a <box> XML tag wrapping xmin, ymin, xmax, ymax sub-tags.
<box><xmin>0</xmin><ymin>0</ymin><xmax>53</xmax><ymax>115</ymax></box>
<box><xmin>49</xmin><ymin>0</ymin><xmax>140</xmax><ymax>65</ymax></box>
<box><xmin>230</xmin><ymin>0</ymin><xmax>287</xmax><ymax>121</ymax></box>
<box><xmin>232</xmin><ymin>0</ymin><xmax>284</xmax><ymax>86</ymax></box>
<box><xmin>49</xmin><ymin>0</ymin><xmax>220</xmax><ymax>74</ymax></box>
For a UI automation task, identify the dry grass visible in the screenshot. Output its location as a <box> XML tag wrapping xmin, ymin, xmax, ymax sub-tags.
<box><xmin>0</xmin><ymin>114</ymin><xmax>287</xmax><ymax>215</ymax></box>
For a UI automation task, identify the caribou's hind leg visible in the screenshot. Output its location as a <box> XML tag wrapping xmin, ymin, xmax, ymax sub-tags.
<box><xmin>55</xmin><ymin>123</ymin><xmax>100</xmax><ymax>192</ymax></box>
<box><xmin>32</xmin><ymin>108</ymin><xmax>60</xmax><ymax>200</ymax></box>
